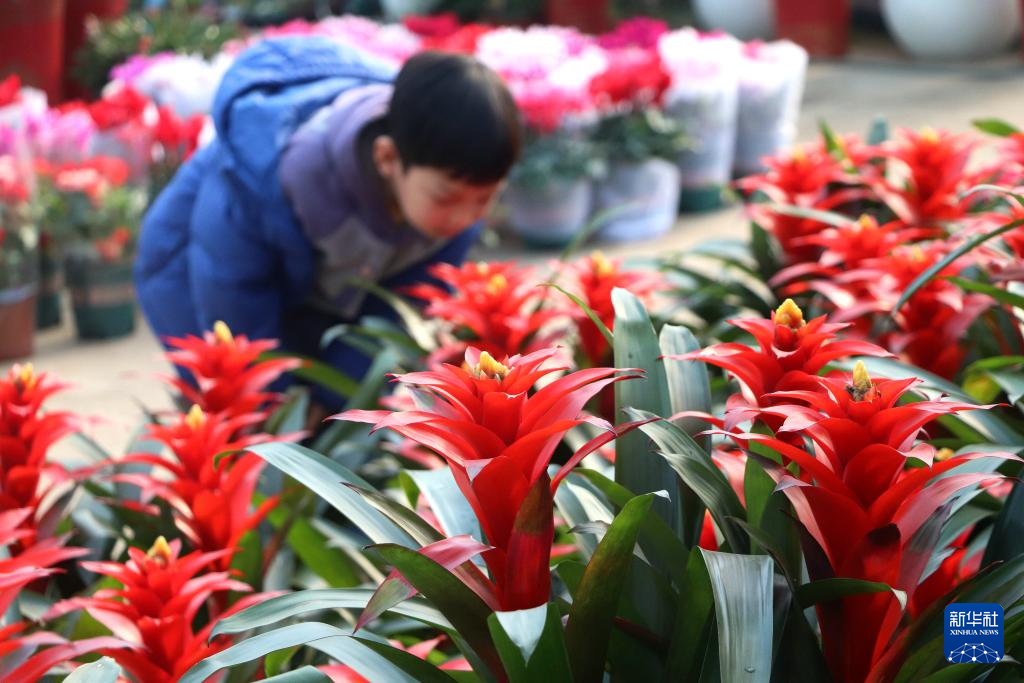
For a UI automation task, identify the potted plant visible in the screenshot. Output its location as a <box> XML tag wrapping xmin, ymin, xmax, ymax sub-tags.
<box><xmin>35</xmin><ymin>156</ymin><xmax>145</xmax><ymax>341</ymax></box>
<box><xmin>504</xmin><ymin>132</ymin><xmax>602</xmax><ymax>249</ymax></box>
<box><xmin>658</xmin><ymin>29</ymin><xmax>742</xmax><ymax>211</ymax></box>
<box><xmin>775</xmin><ymin>0</ymin><xmax>851</xmax><ymax>57</ymax></box>
<box><xmin>588</xmin><ymin>49</ymin><xmax>687</xmax><ymax>242</ymax></box>
<box><xmin>881</xmin><ymin>0</ymin><xmax>1020</xmax><ymax>61</ymax></box>
<box><xmin>0</xmin><ymin>156</ymin><xmax>38</xmax><ymax>360</ymax></box>
<box><xmin>734</xmin><ymin>40</ymin><xmax>809</xmax><ymax>177</ymax></box>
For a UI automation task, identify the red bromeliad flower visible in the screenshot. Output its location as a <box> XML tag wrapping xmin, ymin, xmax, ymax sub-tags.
<box><xmin>0</xmin><ymin>364</ymin><xmax>79</xmax><ymax>544</ymax></box>
<box><xmin>338</xmin><ymin>347</ymin><xmax>645</xmax><ymax>610</ymax></box>
<box><xmin>405</xmin><ymin>262</ymin><xmax>571</xmax><ymax>363</ymax></box>
<box><xmin>45</xmin><ymin>537</ymin><xmax>265</xmax><ymax>683</ymax></box>
<box><xmin>566</xmin><ymin>251</ymin><xmax>664</xmax><ymax>368</ymax></box>
<box><xmin>716</xmin><ymin>362</ymin><xmax>1012</xmax><ymax>682</ymax></box>
<box><xmin>873</xmin><ymin>127</ymin><xmax>978</xmax><ymax>225</ymax></box>
<box><xmin>0</xmin><ymin>510</ymin><xmax>127</xmax><ymax>683</ymax></box>
<box><xmin>109</xmin><ymin>406</ymin><xmax>279</xmax><ymax>569</ymax></box>
<box><xmin>163</xmin><ymin>321</ymin><xmax>301</xmax><ymax>418</ymax></box>
<box><xmin>677</xmin><ymin>300</ymin><xmax>890</xmax><ymax>428</ymax></box>
<box><xmin>737</xmin><ymin>141</ymin><xmax>869</xmax><ymax>264</ymax></box>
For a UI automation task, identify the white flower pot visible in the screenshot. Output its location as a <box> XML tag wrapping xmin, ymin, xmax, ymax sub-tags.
<box><xmin>504</xmin><ymin>178</ymin><xmax>593</xmax><ymax>249</ymax></box>
<box><xmin>692</xmin><ymin>0</ymin><xmax>775</xmax><ymax>40</ymax></box>
<box><xmin>379</xmin><ymin>0</ymin><xmax>441</xmax><ymax>21</ymax></box>
<box><xmin>594</xmin><ymin>159</ymin><xmax>681</xmax><ymax>243</ymax></box>
<box><xmin>881</xmin><ymin>0</ymin><xmax>1020</xmax><ymax>60</ymax></box>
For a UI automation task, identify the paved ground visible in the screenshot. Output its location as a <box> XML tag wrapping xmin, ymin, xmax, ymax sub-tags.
<box><xmin>10</xmin><ymin>33</ymin><xmax>1024</xmax><ymax>453</ymax></box>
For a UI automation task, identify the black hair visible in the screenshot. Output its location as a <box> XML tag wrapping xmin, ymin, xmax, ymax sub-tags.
<box><xmin>388</xmin><ymin>51</ymin><xmax>522</xmax><ymax>185</ymax></box>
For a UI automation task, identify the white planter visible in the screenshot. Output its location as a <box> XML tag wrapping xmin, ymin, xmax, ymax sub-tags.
<box><xmin>504</xmin><ymin>178</ymin><xmax>593</xmax><ymax>249</ymax></box>
<box><xmin>594</xmin><ymin>159</ymin><xmax>681</xmax><ymax>243</ymax></box>
<box><xmin>734</xmin><ymin>41</ymin><xmax>808</xmax><ymax>177</ymax></box>
<box><xmin>692</xmin><ymin>0</ymin><xmax>775</xmax><ymax>41</ymax></box>
<box><xmin>379</xmin><ymin>0</ymin><xmax>441</xmax><ymax>21</ymax></box>
<box><xmin>882</xmin><ymin>0</ymin><xmax>1020</xmax><ymax>61</ymax></box>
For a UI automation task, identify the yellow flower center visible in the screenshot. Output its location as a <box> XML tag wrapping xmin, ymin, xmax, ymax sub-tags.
<box><xmin>935</xmin><ymin>448</ymin><xmax>955</xmax><ymax>462</ymax></box>
<box><xmin>213</xmin><ymin>320</ymin><xmax>234</xmax><ymax>345</ymax></box>
<box><xmin>147</xmin><ymin>536</ymin><xmax>172</xmax><ymax>562</ymax></box>
<box><xmin>475</xmin><ymin>351</ymin><xmax>509</xmax><ymax>379</ymax></box>
<box><xmin>185</xmin><ymin>404</ymin><xmax>205</xmax><ymax>430</ymax></box>
<box><xmin>909</xmin><ymin>245</ymin><xmax>927</xmax><ymax>263</ymax></box>
<box><xmin>855</xmin><ymin>215</ymin><xmax>876</xmax><ymax>231</ymax></box>
<box><xmin>847</xmin><ymin>361</ymin><xmax>875</xmax><ymax>402</ymax></box>
<box><xmin>16</xmin><ymin>363</ymin><xmax>36</xmax><ymax>391</ymax></box>
<box><xmin>774</xmin><ymin>299</ymin><xmax>805</xmax><ymax>329</ymax></box>
<box><xmin>475</xmin><ymin>262</ymin><xmax>490</xmax><ymax>277</ymax></box>
<box><xmin>920</xmin><ymin>127</ymin><xmax>939</xmax><ymax>143</ymax></box>
<box><xmin>591</xmin><ymin>251</ymin><xmax>615</xmax><ymax>277</ymax></box>
<box><xmin>485</xmin><ymin>274</ymin><xmax>508</xmax><ymax>296</ymax></box>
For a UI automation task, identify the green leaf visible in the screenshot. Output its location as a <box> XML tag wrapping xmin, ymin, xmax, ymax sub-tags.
<box><xmin>565</xmin><ymin>493</ymin><xmax>657</xmax><ymax>683</ymax></box>
<box><xmin>700</xmin><ymin>549</ymin><xmax>774</xmax><ymax>683</ymax></box>
<box><xmin>660</xmin><ymin>324</ymin><xmax>713</xmax><ymax>448</ymax></box>
<box><xmin>487</xmin><ymin>604</ymin><xmax>573</xmax><ymax>683</ymax></box>
<box><xmin>282</xmin><ymin>516</ymin><xmax>361</xmax><ymax>588</ymax></box>
<box><xmin>762</xmin><ymin>203</ymin><xmax>856</xmax><ymax>228</ymax></box>
<box><xmin>989</xmin><ymin>370</ymin><xmax>1024</xmax><ymax>405</ymax></box>
<box><xmin>264</xmin><ymin>647</ymin><xmax>299</xmax><ymax>678</ymax></box>
<box><xmin>612</xmin><ymin>288</ymin><xmax>681</xmax><ymax>533</ymax></box>
<box><xmin>261</xmin><ymin>351</ymin><xmax>358</xmax><ymax>399</ymax></box>
<box><xmin>181</xmin><ymin>623</ymin><xmax>417</xmax><ymax>683</ymax></box>
<box><xmin>261</xmin><ymin>667</ymin><xmax>332</xmax><ymax>683</ymax></box>
<box><xmin>212</xmin><ymin>588</ymin><xmax>452</xmax><ymax>637</ymax></box>
<box><xmin>344</xmin><ymin>484</ymin><xmax>444</xmax><ymax>547</ymax></box>
<box><xmin>572</xmin><ymin>469</ymin><xmax>688</xmax><ymax>576</ymax></box>
<box><xmin>795</xmin><ymin>578</ymin><xmax>907</xmax><ymax>611</ymax></box>
<box><xmin>627</xmin><ymin>410</ymin><xmax>748</xmax><ymax>554</ymax></box>
<box><xmin>948</xmin><ymin>277</ymin><xmax>1024</xmax><ymax>310</ymax></box>
<box><xmin>893</xmin><ymin>216</ymin><xmax>1024</xmax><ymax>314</ymax></box>
<box><xmin>543</xmin><ymin>282</ymin><xmax>613</xmax><ymax>349</ymax></box>
<box><xmin>972</xmin><ymin>118</ymin><xmax>1022</xmax><ymax>137</ymax></box>
<box><xmin>264</xmin><ymin>390</ymin><xmax>310</xmax><ymax>436</ymax></box>
<box><xmin>983</xmin><ymin>481</ymin><xmax>1024</xmax><ymax>564</ymax></box>
<box><xmin>247</xmin><ymin>442</ymin><xmax>414</xmax><ymax>546</ymax></box>
<box><xmin>408</xmin><ymin>469</ymin><xmax>481</xmax><ymax>541</ymax></box>
<box><xmin>313</xmin><ymin>347</ymin><xmax>401</xmax><ymax>453</ymax></box>
<box><xmin>64</xmin><ymin>656</ymin><xmax>122</xmax><ymax>683</ymax></box>
<box><xmin>351</xmin><ymin>637</ymin><xmax>461</xmax><ymax>683</ymax></box>
<box><xmin>373</xmin><ymin>544</ymin><xmax>502</xmax><ymax>679</ymax></box>
<box><xmin>665</xmin><ymin>548</ymin><xmax>716</xmax><ymax>680</ymax></box>
<box><xmin>348</xmin><ymin>278</ymin><xmax>437</xmax><ymax>353</ymax></box>
<box><xmin>820</xmin><ymin>119</ymin><xmax>853</xmax><ymax>167</ymax></box>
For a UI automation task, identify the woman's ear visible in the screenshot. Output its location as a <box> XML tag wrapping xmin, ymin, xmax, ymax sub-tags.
<box><xmin>372</xmin><ymin>135</ymin><xmax>401</xmax><ymax>179</ymax></box>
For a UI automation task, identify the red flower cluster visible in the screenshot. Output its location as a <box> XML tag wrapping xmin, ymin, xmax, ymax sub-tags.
<box><xmin>340</xmin><ymin>347</ymin><xmax>644</xmax><ymax>610</ymax></box>
<box><xmin>566</xmin><ymin>251</ymin><xmax>664</xmax><ymax>368</ymax></box>
<box><xmin>46</xmin><ymin>537</ymin><xmax>264</xmax><ymax>683</ymax></box>
<box><xmin>86</xmin><ymin>86</ymin><xmax>150</xmax><ymax>131</ymax></box>
<box><xmin>0</xmin><ymin>155</ymin><xmax>30</xmax><ymax>205</ymax></box>
<box><xmin>163</xmin><ymin>320</ymin><xmax>301</xmax><ymax>418</ymax></box>
<box><xmin>0</xmin><ymin>364</ymin><xmax>80</xmax><ymax>548</ymax></box>
<box><xmin>153</xmin><ymin>105</ymin><xmax>205</xmax><ymax>163</ymax></box>
<box><xmin>405</xmin><ymin>261</ymin><xmax>571</xmax><ymax>363</ymax></box>
<box><xmin>588</xmin><ymin>48</ymin><xmax>671</xmax><ymax>109</ymax></box>
<box><xmin>40</xmin><ymin>156</ymin><xmax>131</xmax><ymax>204</ymax></box>
<box><xmin>692</xmin><ymin>304</ymin><xmax>1012</xmax><ymax>682</ymax></box>
<box><xmin>596</xmin><ymin>17</ymin><xmax>669</xmax><ymax>50</ymax></box>
<box><xmin>0</xmin><ymin>74</ymin><xmax>21</xmax><ymax>108</ymax></box>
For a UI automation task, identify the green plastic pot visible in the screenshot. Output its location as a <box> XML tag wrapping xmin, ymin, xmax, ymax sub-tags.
<box><xmin>65</xmin><ymin>256</ymin><xmax>136</xmax><ymax>340</ymax></box>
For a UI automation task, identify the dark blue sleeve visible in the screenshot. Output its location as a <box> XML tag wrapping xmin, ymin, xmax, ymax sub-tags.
<box><xmin>308</xmin><ymin>223</ymin><xmax>483</xmax><ymax>410</ymax></box>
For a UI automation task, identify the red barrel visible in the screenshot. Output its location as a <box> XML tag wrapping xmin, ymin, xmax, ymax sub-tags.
<box><xmin>64</xmin><ymin>0</ymin><xmax>130</xmax><ymax>100</ymax></box>
<box><xmin>0</xmin><ymin>0</ymin><xmax>67</xmax><ymax>102</ymax></box>
<box><xmin>775</xmin><ymin>0</ymin><xmax>851</xmax><ymax>58</ymax></box>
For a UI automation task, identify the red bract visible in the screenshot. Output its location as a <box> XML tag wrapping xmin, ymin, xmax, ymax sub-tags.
<box><xmin>402</xmin><ymin>12</ymin><xmax>460</xmax><ymax>38</ymax></box>
<box><xmin>163</xmin><ymin>321</ymin><xmax>301</xmax><ymax>418</ymax></box>
<box><xmin>87</xmin><ymin>86</ymin><xmax>150</xmax><ymax>131</ymax></box>
<box><xmin>0</xmin><ymin>364</ymin><xmax>79</xmax><ymax>543</ymax></box>
<box><xmin>423</xmin><ymin>23</ymin><xmax>494</xmax><ymax>54</ymax></box>
<box><xmin>338</xmin><ymin>347</ymin><xmax>645</xmax><ymax>610</ymax></box>
<box><xmin>111</xmin><ymin>406</ymin><xmax>278</xmax><ymax>569</ymax></box>
<box><xmin>588</xmin><ymin>48</ymin><xmax>671</xmax><ymax>108</ymax></box>
<box><xmin>405</xmin><ymin>262</ymin><xmax>570</xmax><ymax>362</ymax></box>
<box><xmin>717</xmin><ymin>362</ymin><xmax>1012</xmax><ymax>682</ymax></box>
<box><xmin>153</xmin><ymin>106</ymin><xmax>205</xmax><ymax>161</ymax></box>
<box><xmin>737</xmin><ymin>142</ymin><xmax>867</xmax><ymax>263</ymax></box>
<box><xmin>677</xmin><ymin>300</ymin><xmax>890</xmax><ymax>427</ymax></box>
<box><xmin>566</xmin><ymin>251</ymin><xmax>664</xmax><ymax>367</ymax></box>
<box><xmin>45</xmin><ymin>537</ymin><xmax>263</xmax><ymax>683</ymax></box>
<box><xmin>873</xmin><ymin>127</ymin><xmax>977</xmax><ymax>225</ymax></box>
